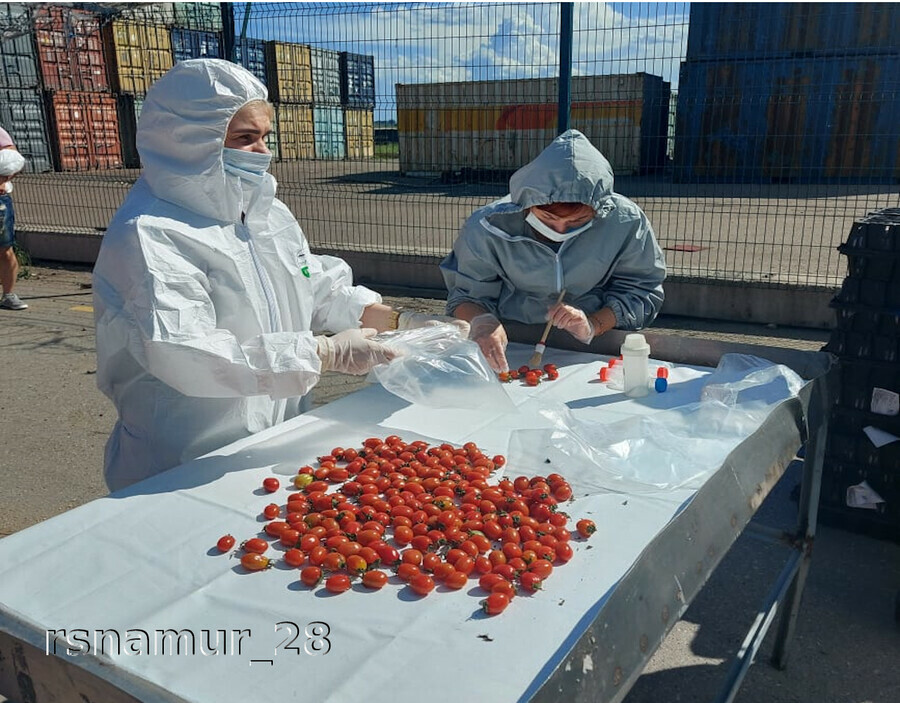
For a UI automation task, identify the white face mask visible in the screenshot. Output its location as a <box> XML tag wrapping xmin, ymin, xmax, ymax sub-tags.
<box><xmin>526</xmin><ymin>211</ymin><xmax>593</xmax><ymax>243</ymax></box>
<box><xmin>222</xmin><ymin>147</ymin><xmax>272</xmax><ymax>185</ymax></box>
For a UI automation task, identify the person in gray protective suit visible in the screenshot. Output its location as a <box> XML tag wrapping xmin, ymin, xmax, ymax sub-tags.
<box><xmin>440</xmin><ymin>129</ymin><xmax>666</xmax><ymax>373</ymax></box>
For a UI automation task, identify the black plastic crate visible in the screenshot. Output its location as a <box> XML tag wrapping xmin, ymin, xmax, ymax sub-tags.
<box><xmin>819</xmin><ymin>457</ymin><xmax>900</xmax><ymax>542</ymax></box>
<box><xmin>830</xmin><ymin>300</ymin><xmax>900</xmax><ymax>335</ymax></box>
<box><xmin>840</xmin><ymin>246</ymin><xmax>900</xmax><ymax>284</ymax></box>
<box><xmin>845</xmin><ymin>211</ymin><xmax>900</xmax><ymax>252</ymax></box>
<box><xmin>826</xmin><ymin>328</ymin><xmax>900</xmax><ymax>362</ymax></box>
<box><xmin>834</xmin><ymin>277</ymin><xmax>900</xmax><ymax>308</ymax></box>
<box><xmin>836</xmin><ymin>358</ymin><xmax>900</xmax><ymax>412</ymax></box>
<box><xmin>827</xmin><ymin>407</ymin><xmax>900</xmax><ymax>469</ymax></box>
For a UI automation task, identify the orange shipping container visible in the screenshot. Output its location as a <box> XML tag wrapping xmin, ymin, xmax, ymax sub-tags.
<box><xmin>46</xmin><ymin>91</ymin><xmax>122</xmax><ymax>171</ymax></box>
<box><xmin>34</xmin><ymin>6</ymin><xmax>108</xmax><ymax>92</ymax></box>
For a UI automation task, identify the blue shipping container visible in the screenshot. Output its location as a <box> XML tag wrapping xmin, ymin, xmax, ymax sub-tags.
<box><xmin>687</xmin><ymin>3</ymin><xmax>900</xmax><ymax>62</ymax></box>
<box><xmin>339</xmin><ymin>52</ymin><xmax>375</xmax><ymax>108</ymax></box>
<box><xmin>310</xmin><ymin>47</ymin><xmax>341</xmax><ymax>105</ymax></box>
<box><xmin>0</xmin><ymin>3</ymin><xmax>40</xmax><ymax>88</ymax></box>
<box><xmin>173</xmin><ymin>2</ymin><xmax>222</xmax><ymax>33</ymax></box>
<box><xmin>234</xmin><ymin>37</ymin><xmax>267</xmax><ymax>86</ymax></box>
<box><xmin>313</xmin><ymin>106</ymin><xmax>345</xmax><ymax>159</ymax></box>
<box><xmin>674</xmin><ymin>56</ymin><xmax>900</xmax><ymax>182</ymax></box>
<box><xmin>171</xmin><ymin>28</ymin><xmax>222</xmax><ymax>62</ymax></box>
<box><xmin>0</xmin><ymin>87</ymin><xmax>52</xmax><ymax>172</ymax></box>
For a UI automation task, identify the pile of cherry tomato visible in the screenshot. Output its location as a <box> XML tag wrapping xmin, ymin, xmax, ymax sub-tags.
<box><xmin>498</xmin><ymin>363</ymin><xmax>559</xmax><ymax>386</ymax></box>
<box><xmin>215</xmin><ymin>435</ymin><xmax>595</xmax><ymax>616</ymax></box>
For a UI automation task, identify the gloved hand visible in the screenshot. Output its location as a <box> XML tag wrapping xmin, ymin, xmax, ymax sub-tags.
<box><xmin>316</xmin><ymin>328</ymin><xmax>396</xmax><ymax>375</ymax></box>
<box><xmin>397</xmin><ymin>311</ymin><xmax>470</xmax><ymax>337</ymax></box>
<box><xmin>547</xmin><ymin>303</ymin><xmax>595</xmax><ymax>345</ymax></box>
<box><xmin>469</xmin><ymin>313</ymin><xmax>509</xmax><ymax>373</ymax></box>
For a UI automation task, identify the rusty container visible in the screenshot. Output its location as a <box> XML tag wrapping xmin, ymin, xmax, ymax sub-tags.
<box><xmin>687</xmin><ymin>3</ymin><xmax>900</xmax><ymax>61</ymax></box>
<box><xmin>45</xmin><ymin>91</ymin><xmax>122</xmax><ymax>170</ymax></box>
<box><xmin>674</xmin><ymin>56</ymin><xmax>900</xmax><ymax>182</ymax></box>
<box><xmin>33</xmin><ymin>6</ymin><xmax>108</xmax><ymax>92</ymax></box>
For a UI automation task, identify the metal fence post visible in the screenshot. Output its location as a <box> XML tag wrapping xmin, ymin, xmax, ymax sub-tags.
<box><xmin>220</xmin><ymin>2</ymin><xmax>235</xmax><ymax>62</ymax></box>
<box><xmin>557</xmin><ymin>2</ymin><xmax>573</xmax><ymax>134</ymax></box>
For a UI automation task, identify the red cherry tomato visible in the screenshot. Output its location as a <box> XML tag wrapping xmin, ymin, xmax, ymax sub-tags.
<box><xmin>325</xmin><ymin>573</ymin><xmax>352</xmax><ymax>593</ymax></box>
<box><xmin>409</xmin><ymin>573</ymin><xmax>435</xmax><ymax>596</ymax></box>
<box><xmin>481</xmin><ymin>592</ymin><xmax>510</xmax><ymax>615</ymax></box>
<box><xmin>576</xmin><ymin>519</ymin><xmax>597</xmax><ymax>538</ymax></box>
<box><xmin>444</xmin><ymin>569</ymin><xmax>468</xmax><ymax>590</ymax></box>
<box><xmin>300</xmin><ymin>565</ymin><xmax>323</xmax><ymax>587</ymax></box>
<box><xmin>262</xmin><ymin>477</ymin><xmax>280</xmax><ymax>493</ymax></box>
<box><xmin>396</xmin><ymin>563</ymin><xmax>422</xmax><ymax>582</ymax></box>
<box><xmin>376</xmin><ymin>544</ymin><xmax>401</xmax><ymax>567</ymax></box>
<box><xmin>242</xmin><ymin>537</ymin><xmax>268</xmax><ymax>554</ymax></box>
<box><xmin>216</xmin><ymin>534</ymin><xmax>235</xmax><ymax>553</ymax></box>
<box><xmin>555</xmin><ymin>542</ymin><xmax>574</xmax><ymax>563</ymax></box>
<box><xmin>263</xmin><ymin>503</ymin><xmax>280</xmax><ymax>520</ymax></box>
<box><xmin>283</xmin><ymin>548</ymin><xmax>305</xmax><ymax>568</ymax></box>
<box><xmin>240</xmin><ymin>553</ymin><xmax>271</xmax><ymax>571</ymax></box>
<box><xmin>542</xmin><ymin>363</ymin><xmax>557</xmax><ymax>374</ymax></box>
<box><xmin>519</xmin><ymin>571</ymin><xmax>543</xmax><ymax>593</ymax></box>
<box><xmin>362</xmin><ymin>569</ymin><xmax>389</xmax><ymax>589</ymax></box>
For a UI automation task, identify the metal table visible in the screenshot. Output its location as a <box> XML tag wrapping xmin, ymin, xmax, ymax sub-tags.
<box><xmin>0</xmin><ymin>332</ymin><xmax>834</xmax><ymax>703</ymax></box>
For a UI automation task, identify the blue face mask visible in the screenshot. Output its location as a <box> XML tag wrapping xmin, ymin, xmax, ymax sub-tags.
<box><xmin>222</xmin><ymin>147</ymin><xmax>272</xmax><ymax>184</ymax></box>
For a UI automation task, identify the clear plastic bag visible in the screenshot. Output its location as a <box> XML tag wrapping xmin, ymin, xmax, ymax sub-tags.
<box><xmin>369</xmin><ymin>324</ymin><xmax>514</xmax><ymax>409</ymax></box>
<box><xmin>508</xmin><ymin>354</ymin><xmax>808</xmax><ymax>493</ymax></box>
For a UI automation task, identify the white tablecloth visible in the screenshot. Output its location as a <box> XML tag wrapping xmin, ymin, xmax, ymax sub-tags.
<box><xmin>0</xmin><ymin>345</ymin><xmax>761</xmax><ymax>703</ymax></box>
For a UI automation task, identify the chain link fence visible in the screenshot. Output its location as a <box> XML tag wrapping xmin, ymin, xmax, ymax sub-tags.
<box><xmin>3</xmin><ymin>2</ymin><xmax>899</xmax><ymax>290</ymax></box>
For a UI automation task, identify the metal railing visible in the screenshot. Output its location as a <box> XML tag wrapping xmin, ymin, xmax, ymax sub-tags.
<box><xmin>4</xmin><ymin>2</ymin><xmax>899</xmax><ymax>290</ymax></box>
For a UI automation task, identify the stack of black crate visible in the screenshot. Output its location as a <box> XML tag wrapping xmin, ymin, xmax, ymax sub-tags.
<box><xmin>823</xmin><ymin>208</ymin><xmax>900</xmax><ymax>541</ymax></box>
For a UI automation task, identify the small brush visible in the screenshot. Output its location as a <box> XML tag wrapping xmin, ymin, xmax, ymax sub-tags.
<box><xmin>528</xmin><ymin>289</ymin><xmax>566</xmax><ymax>368</ymax></box>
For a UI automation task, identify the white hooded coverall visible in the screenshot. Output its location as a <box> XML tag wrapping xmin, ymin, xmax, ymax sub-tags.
<box><xmin>93</xmin><ymin>59</ymin><xmax>380</xmax><ymax>491</ymax></box>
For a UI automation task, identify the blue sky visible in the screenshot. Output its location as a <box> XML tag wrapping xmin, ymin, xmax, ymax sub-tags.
<box><xmin>235</xmin><ymin>2</ymin><xmax>689</xmax><ymax>119</ymax></box>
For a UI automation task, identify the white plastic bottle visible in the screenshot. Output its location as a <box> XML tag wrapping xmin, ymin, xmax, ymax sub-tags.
<box><xmin>621</xmin><ymin>333</ymin><xmax>651</xmax><ymax>397</ymax></box>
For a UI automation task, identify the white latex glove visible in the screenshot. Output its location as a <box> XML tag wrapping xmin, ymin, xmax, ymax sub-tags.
<box><xmin>547</xmin><ymin>303</ymin><xmax>595</xmax><ymax>345</ymax></box>
<box><xmin>316</xmin><ymin>328</ymin><xmax>396</xmax><ymax>375</ymax></box>
<box><xmin>397</xmin><ymin>311</ymin><xmax>470</xmax><ymax>337</ymax></box>
<box><xmin>468</xmin><ymin>313</ymin><xmax>509</xmax><ymax>373</ymax></box>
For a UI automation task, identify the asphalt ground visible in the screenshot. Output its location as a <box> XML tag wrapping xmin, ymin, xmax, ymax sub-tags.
<box><xmin>13</xmin><ymin>166</ymin><xmax>900</xmax><ymax>287</ymax></box>
<box><xmin>1</xmin><ymin>263</ymin><xmax>899</xmax><ymax>703</ymax></box>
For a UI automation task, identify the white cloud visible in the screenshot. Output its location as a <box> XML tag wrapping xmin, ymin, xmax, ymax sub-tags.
<box><xmin>241</xmin><ymin>2</ymin><xmax>688</xmax><ymax>117</ymax></box>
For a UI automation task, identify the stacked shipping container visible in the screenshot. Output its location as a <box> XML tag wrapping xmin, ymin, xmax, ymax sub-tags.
<box><xmin>0</xmin><ymin>3</ymin><xmax>375</xmax><ymax>170</ymax></box>
<box><xmin>675</xmin><ymin>2</ymin><xmax>900</xmax><ymax>182</ymax></box>
<box><xmin>0</xmin><ymin>3</ymin><xmax>52</xmax><ymax>172</ymax></box>
<box><xmin>266</xmin><ymin>42</ymin><xmax>315</xmax><ymax>159</ymax></box>
<box><xmin>266</xmin><ymin>41</ymin><xmax>375</xmax><ymax>161</ymax></box>
<box><xmin>396</xmin><ymin>74</ymin><xmax>670</xmax><ymax>176</ymax></box>
<box><xmin>341</xmin><ymin>52</ymin><xmax>376</xmax><ymax>159</ymax></box>
<box><xmin>34</xmin><ymin>5</ymin><xmax>122</xmax><ymax>170</ymax></box>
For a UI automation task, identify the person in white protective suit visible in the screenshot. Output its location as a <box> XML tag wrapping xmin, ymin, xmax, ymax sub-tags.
<box><xmin>440</xmin><ymin>129</ymin><xmax>666</xmax><ymax>373</ymax></box>
<box><xmin>94</xmin><ymin>59</ymin><xmax>464</xmax><ymax>491</ymax></box>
